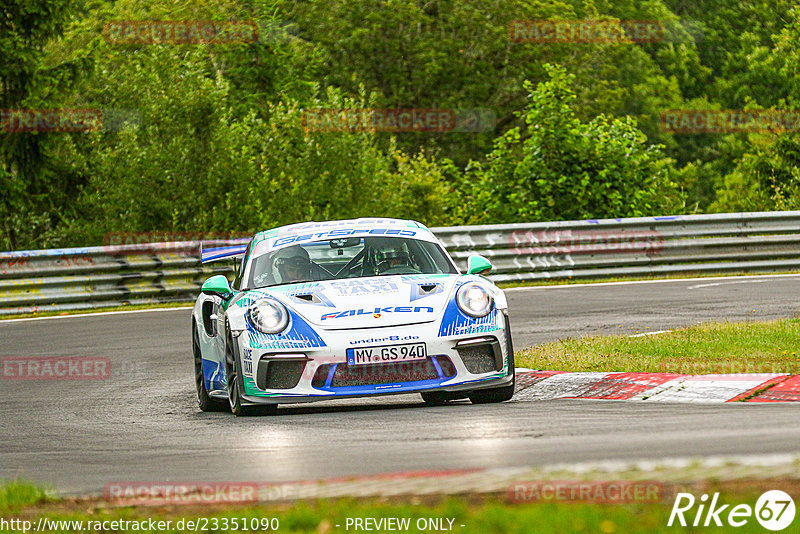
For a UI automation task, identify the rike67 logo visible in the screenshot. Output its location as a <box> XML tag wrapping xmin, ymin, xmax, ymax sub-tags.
<box><xmin>668</xmin><ymin>490</ymin><xmax>795</xmax><ymax>531</ymax></box>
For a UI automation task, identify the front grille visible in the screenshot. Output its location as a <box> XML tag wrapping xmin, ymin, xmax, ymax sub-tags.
<box><xmin>457</xmin><ymin>342</ymin><xmax>502</xmax><ymax>374</ymax></box>
<box><xmin>312</xmin><ymin>356</ymin><xmax>454</xmax><ymax>388</ymax></box>
<box><xmin>256</xmin><ymin>359</ymin><xmax>305</xmax><ymax>390</ymax></box>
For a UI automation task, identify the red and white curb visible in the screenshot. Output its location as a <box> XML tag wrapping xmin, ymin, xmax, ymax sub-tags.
<box><xmin>513</xmin><ymin>370</ymin><xmax>800</xmax><ymax>403</ymax></box>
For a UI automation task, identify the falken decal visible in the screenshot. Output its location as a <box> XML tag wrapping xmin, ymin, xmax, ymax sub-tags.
<box><xmin>320</xmin><ymin>306</ymin><xmax>434</xmax><ymax>321</ymax></box>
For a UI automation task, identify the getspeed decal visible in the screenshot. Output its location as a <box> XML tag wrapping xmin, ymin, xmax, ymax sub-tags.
<box><xmin>273</xmin><ymin>228</ymin><xmax>416</xmax><ymax>248</ymax></box>
<box><xmin>321</xmin><ymin>306</ymin><xmax>434</xmax><ymax>321</ymax></box>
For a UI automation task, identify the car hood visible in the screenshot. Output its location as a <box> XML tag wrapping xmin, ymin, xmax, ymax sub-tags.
<box><xmin>259</xmin><ymin>274</ymin><xmax>460</xmax><ymax>329</ymax></box>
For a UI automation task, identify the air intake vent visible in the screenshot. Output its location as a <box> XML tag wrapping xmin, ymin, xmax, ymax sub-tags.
<box><xmin>456</xmin><ymin>339</ymin><xmax>502</xmax><ymax>374</ymax></box>
<box><xmin>256</xmin><ymin>359</ymin><xmax>305</xmax><ymax>390</ymax></box>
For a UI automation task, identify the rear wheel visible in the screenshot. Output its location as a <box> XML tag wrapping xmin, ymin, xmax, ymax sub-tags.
<box><xmin>225</xmin><ymin>324</ymin><xmax>277</xmax><ymax>417</ymax></box>
<box><xmin>468</xmin><ymin>314</ymin><xmax>516</xmax><ymax>404</ymax></box>
<box><xmin>193</xmin><ymin>321</ymin><xmax>228</xmax><ymax>412</ymax></box>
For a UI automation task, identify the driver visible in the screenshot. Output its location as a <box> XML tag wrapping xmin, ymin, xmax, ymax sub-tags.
<box><xmin>272</xmin><ymin>246</ymin><xmax>311</xmax><ymax>284</ymax></box>
<box><xmin>374</xmin><ymin>241</ymin><xmax>413</xmax><ymax>273</ymax></box>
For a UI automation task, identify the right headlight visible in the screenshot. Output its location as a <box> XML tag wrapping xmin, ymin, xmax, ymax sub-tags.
<box><xmin>248</xmin><ymin>299</ymin><xmax>289</xmax><ymax>334</ymax></box>
<box><xmin>456</xmin><ymin>283</ymin><xmax>493</xmax><ymax>318</ymax></box>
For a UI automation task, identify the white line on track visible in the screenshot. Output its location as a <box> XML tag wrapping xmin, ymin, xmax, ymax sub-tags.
<box><xmin>503</xmin><ymin>273</ymin><xmax>800</xmax><ymax>291</ymax></box>
<box><xmin>0</xmin><ymin>306</ymin><xmax>193</xmax><ymax>324</ymax></box>
<box><xmin>628</xmin><ymin>330</ymin><xmax>671</xmax><ymax>337</ymax></box>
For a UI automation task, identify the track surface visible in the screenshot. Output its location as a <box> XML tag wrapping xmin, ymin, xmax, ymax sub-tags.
<box><xmin>1</xmin><ymin>275</ymin><xmax>798</xmax><ymax>495</ymax></box>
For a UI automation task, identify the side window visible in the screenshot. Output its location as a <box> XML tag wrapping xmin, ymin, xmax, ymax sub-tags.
<box><xmin>233</xmin><ymin>240</ymin><xmax>252</xmax><ymax>290</ymax></box>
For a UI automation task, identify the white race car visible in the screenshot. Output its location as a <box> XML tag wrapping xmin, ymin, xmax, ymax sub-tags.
<box><xmin>192</xmin><ymin>218</ymin><xmax>515</xmax><ymax>416</ymax></box>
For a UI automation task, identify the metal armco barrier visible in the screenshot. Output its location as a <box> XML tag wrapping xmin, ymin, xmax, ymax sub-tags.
<box><xmin>1</xmin><ymin>211</ymin><xmax>799</xmax><ymax>315</ymax></box>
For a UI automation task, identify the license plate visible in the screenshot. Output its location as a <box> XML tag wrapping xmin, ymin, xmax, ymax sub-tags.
<box><xmin>346</xmin><ymin>343</ymin><xmax>427</xmax><ymax>366</ymax></box>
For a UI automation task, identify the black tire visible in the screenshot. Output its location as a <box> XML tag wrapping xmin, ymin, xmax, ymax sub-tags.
<box><xmin>420</xmin><ymin>391</ymin><xmax>468</xmax><ymax>405</ymax></box>
<box><xmin>225</xmin><ymin>324</ymin><xmax>277</xmax><ymax>417</ymax></box>
<box><xmin>468</xmin><ymin>314</ymin><xmax>516</xmax><ymax>404</ymax></box>
<box><xmin>193</xmin><ymin>321</ymin><xmax>229</xmax><ymax>412</ymax></box>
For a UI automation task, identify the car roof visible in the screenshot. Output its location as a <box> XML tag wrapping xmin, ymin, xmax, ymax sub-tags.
<box><xmin>253</xmin><ymin>218</ymin><xmax>430</xmax><ymax>241</ymax></box>
<box><xmin>249</xmin><ymin>218</ymin><xmax>436</xmax><ymax>257</ymax></box>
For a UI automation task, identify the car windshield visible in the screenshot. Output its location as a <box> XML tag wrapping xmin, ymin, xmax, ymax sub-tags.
<box><xmin>248</xmin><ymin>236</ymin><xmax>457</xmax><ymax>288</ymax></box>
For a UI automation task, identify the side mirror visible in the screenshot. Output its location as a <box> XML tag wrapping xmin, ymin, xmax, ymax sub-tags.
<box><xmin>467</xmin><ymin>254</ymin><xmax>493</xmax><ymax>275</ymax></box>
<box><xmin>201</xmin><ymin>275</ymin><xmax>233</xmax><ymax>300</ymax></box>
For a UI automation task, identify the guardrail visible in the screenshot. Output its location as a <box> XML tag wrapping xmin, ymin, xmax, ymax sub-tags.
<box><xmin>2</xmin><ymin>211</ymin><xmax>799</xmax><ymax>315</ymax></box>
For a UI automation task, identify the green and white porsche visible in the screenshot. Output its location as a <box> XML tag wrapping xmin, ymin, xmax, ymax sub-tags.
<box><xmin>192</xmin><ymin>218</ymin><xmax>515</xmax><ymax>416</ymax></box>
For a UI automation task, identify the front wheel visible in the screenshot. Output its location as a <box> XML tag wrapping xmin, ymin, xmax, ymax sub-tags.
<box><xmin>468</xmin><ymin>314</ymin><xmax>515</xmax><ymax>404</ymax></box>
<box><xmin>225</xmin><ymin>325</ymin><xmax>277</xmax><ymax>417</ymax></box>
<box><xmin>193</xmin><ymin>321</ymin><xmax>228</xmax><ymax>412</ymax></box>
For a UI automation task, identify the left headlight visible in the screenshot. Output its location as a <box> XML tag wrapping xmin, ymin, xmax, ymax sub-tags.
<box><xmin>248</xmin><ymin>299</ymin><xmax>289</xmax><ymax>334</ymax></box>
<box><xmin>456</xmin><ymin>283</ymin><xmax>493</xmax><ymax>318</ymax></box>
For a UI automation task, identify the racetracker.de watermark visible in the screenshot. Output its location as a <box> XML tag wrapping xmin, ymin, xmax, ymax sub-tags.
<box><xmin>1</xmin><ymin>357</ymin><xmax>111</xmax><ymax>380</ymax></box>
<box><xmin>301</xmin><ymin>108</ymin><xmax>496</xmax><ymax>133</ymax></box>
<box><xmin>104</xmin><ymin>482</ymin><xmax>259</xmax><ymax>505</ymax></box>
<box><xmin>660</xmin><ymin>109</ymin><xmax>800</xmax><ymax>134</ymax></box>
<box><xmin>509</xmin><ymin>19</ymin><xmax>701</xmax><ymax>44</ymax></box>
<box><xmin>102</xmin><ymin>231</ymin><xmax>250</xmax><ymax>256</ymax></box>
<box><xmin>509</xmin><ymin>229</ymin><xmax>664</xmax><ymax>255</ymax></box>
<box><xmin>508</xmin><ymin>480</ymin><xmax>664</xmax><ymax>503</ymax></box>
<box><xmin>1</xmin><ymin>109</ymin><xmax>140</xmax><ymax>133</ymax></box>
<box><xmin>103</xmin><ymin>20</ymin><xmax>258</xmax><ymax>44</ymax></box>
<box><xmin>509</xmin><ymin>19</ymin><xmax>664</xmax><ymax>43</ymax></box>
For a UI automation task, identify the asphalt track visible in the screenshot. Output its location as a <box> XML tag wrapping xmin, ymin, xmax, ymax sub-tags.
<box><xmin>1</xmin><ymin>274</ymin><xmax>798</xmax><ymax>495</ymax></box>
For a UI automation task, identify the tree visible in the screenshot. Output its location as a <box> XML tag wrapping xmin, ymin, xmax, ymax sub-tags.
<box><xmin>461</xmin><ymin>65</ymin><xmax>682</xmax><ymax>223</ymax></box>
<box><xmin>0</xmin><ymin>0</ymin><xmax>75</xmax><ymax>250</ymax></box>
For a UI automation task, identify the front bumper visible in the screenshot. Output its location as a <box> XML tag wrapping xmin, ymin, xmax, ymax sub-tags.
<box><xmin>235</xmin><ymin>319</ymin><xmax>512</xmax><ymax>405</ymax></box>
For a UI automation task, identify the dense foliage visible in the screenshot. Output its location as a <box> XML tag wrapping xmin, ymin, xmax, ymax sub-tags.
<box><xmin>1</xmin><ymin>0</ymin><xmax>798</xmax><ymax>250</ymax></box>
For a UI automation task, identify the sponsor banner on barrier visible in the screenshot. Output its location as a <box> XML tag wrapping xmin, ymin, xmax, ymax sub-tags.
<box><xmin>508</xmin><ymin>229</ymin><xmax>664</xmax><ymax>255</ymax></box>
<box><xmin>1</xmin><ymin>356</ymin><xmax>111</xmax><ymax>380</ymax></box>
<box><xmin>103</xmin><ymin>20</ymin><xmax>258</xmax><ymax>44</ymax></box>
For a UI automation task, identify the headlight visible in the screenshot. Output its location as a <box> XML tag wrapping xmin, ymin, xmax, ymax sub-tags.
<box><xmin>248</xmin><ymin>299</ymin><xmax>289</xmax><ymax>334</ymax></box>
<box><xmin>456</xmin><ymin>283</ymin><xmax>493</xmax><ymax>318</ymax></box>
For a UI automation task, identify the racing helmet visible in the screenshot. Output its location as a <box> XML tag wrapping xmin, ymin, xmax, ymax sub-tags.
<box><xmin>272</xmin><ymin>246</ymin><xmax>311</xmax><ymax>284</ymax></box>
<box><xmin>373</xmin><ymin>239</ymin><xmax>412</xmax><ymax>272</ymax></box>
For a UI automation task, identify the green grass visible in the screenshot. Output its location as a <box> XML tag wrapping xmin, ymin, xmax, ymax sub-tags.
<box><xmin>517</xmin><ymin>319</ymin><xmax>800</xmax><ymax>373</ymax></box>
<box><xmin>0</xmin><ymin>481</ymin><xmax>48</xmax><ymax>513</ymax></box>
<box><xmin>0</xmin><ymin>481</ymin><xmax>787</xmax><ymax>534</ymax></box>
